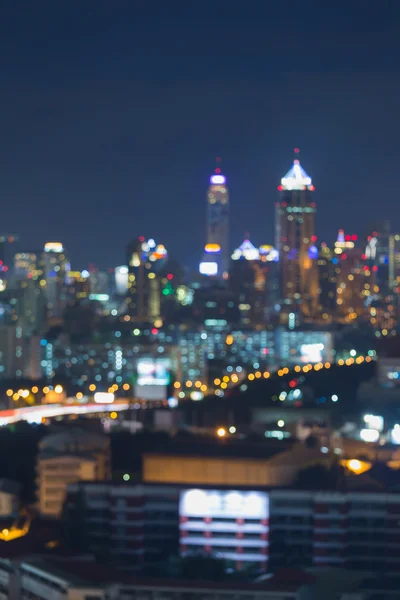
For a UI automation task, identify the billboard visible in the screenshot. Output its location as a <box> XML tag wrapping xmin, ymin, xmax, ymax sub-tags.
<box><xmin>199</xmin><ymin>261</ymin><xmax>218</xmax><ymax>276</ymax></box>
<box><xmin>134</xmin><ymin>358</ymin><xmax>170</xmax><ymax>401</ymax></box>
<box><xmin>180</xmin><ymin>489</ymin><xmax>268</xmax><ymax>520</ymax></box>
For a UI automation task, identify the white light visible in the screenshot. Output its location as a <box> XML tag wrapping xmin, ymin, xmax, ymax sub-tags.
<box><xmin>331</xmin><ymin>394</ymin><xmax>338</xmax><ymax>402</ymax></box>
<box><xmin>180</xmin><ymin>489</ymin><xmax>268</xmax><ymax>519</ymax></box>
<box><xmin>229</xmin><ymin>426</ymin><xmax>236</xmax><ymax>434</ymax></box>
<box><xmin>350</xmin><ymin>349</ymin><xmax>356</xmax><ymax>357</ymax></box>
<box><xmin>190</xmin><ymin>391</ymin><xmax>204</xmax><ymax>401</ymax></box>
<box><xmin>81</xmin><ymin>269</ymin><xmax>90</xmax><ymax>278</ymax></box>
<box><xmin>94</xmin><ymin>392</ymin><xmax>115</xmax><ymax>404</ymax></box>
<box><xmin>300</xmin><ymin>343</ymin><xmax>324</xmax><ymax>363</ymax></box>
<box><xmin>199</xmin><ymin>261</ymin><xmax>218</xmax><ymax>276</ymax></box>
<box><xmin>44</xmin><ymin>242</ymin><xmax>63</xmax><ymax>253</ymax></box>
<box><xmin>360</xmin><ymin>428</ymin><xmax>380</xmax><ymax>443</ymax></box>
<box><xmin>363</xmin><ymin>414</ymin><xmax>384</xmax><ymax>432</ymax></box>
<box><xmin>321</xmin><ymin>446</ymin><xmax>329</xmax><ymax>453</ymax></box>
<box><xmin>391</xmin><ymin>425</ymin><xmax>400</xmax><ymax>444</ymax></box>
<box><xmin>123</xmin><ymin>473</ymin><xmax>130</xmax><ymax>481</ymax></box>
<box><xmin>168</xmin><ymin>397</ymin><xmax>178</xmax><ymax>408</ymax></box>
<box><xmin>277</xmin><ymin>420</ymin><xmax>285</xmax><ymax>427</ymax></box>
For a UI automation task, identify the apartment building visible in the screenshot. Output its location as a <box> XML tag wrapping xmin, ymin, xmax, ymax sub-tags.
<box><xmin>65</xmin><ymin>481</ymin><xmax>180</xmax><ymax>566</ymax></box>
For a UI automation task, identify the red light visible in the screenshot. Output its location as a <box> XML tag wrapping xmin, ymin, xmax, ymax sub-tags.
<box><xmin>167</xmin><ymin>273</ymin><xmax>173</xmax><ymax>280</ymax></box>
<box><xmin>311</xmin><ymin>235</ymin><xmax>317</xmax><ymax>242</ymax></box>
<box><xmin>151</xmin><ymin>328</ymin><xmax>158</xmax><ymax>334</ymax></box>
<box><xmin>309</xmin><ymin>185</ymin><xmax>315</xmax><ymax>191</ymax></box>
<box><xmin>0</xmin><ymin>261</ymin><xmax>3</xmax><ymax>266</ymax></box>
<box><xmin>342</xmin><ymin>253</ymin><xmax>347</xmax><ymax>260</ymax></box>
<box><xmin>215</xmin><ymin>167</ymin><xmax>221</xmax><ymax>173</ymax></box>
<box><xmin>282</xmin><ymin>236</ymin><xmax>287</xmax><ymax>242</ymax></box>
<box><xmin>372</xmin><ymin>265</ymin><xmax>378</xmax><ymax>272</ymax></box>
<box><xmin>282</xmin><ymin>201</ymin><xmax>287</xmax><ymax>207</ymax></box>
<box><xmin>372</xmin><ymin>231</ymin><xmax>378</xmax><ymax>237</ymax></box>
<box><xmin>351</xmin><ymin>234</ymin><xmax>358</xmax><ymax>241</ymax></box>
<box><xmin>363</xmin><ymin>265</ymin><xmax>369</xmax><ymax>271</ymax></box>
<box><xmin>3</xmin><ymin>266</ymin><xmax>8</xmax><ymax>272</ymax></box>
<box><xmin>262</xmin><ymin>348</ymin><xmax>269</xmax><ymax>355</ymax></box>
<box><xmin>138</xmin><ymin>236</ymin><xmax>145</xmax><ymax>242</ymax></box>
<box><xmin>289</xmin><ymin>380</ymin><xmax>296</xmax><ymax>388</ymax></box>
<box><xmin>277</xmin><ymin>185</ymin><xmax>283</xmax><ymax>191</ymax></box>
<box><xmin>294</xmin><ymin>147</ymin><xmax>300</xmax><ymax>154</ymax></box>
<box><xmin>311</xmin><ymin>202</ymin><xmax>316</xmax><ymax>208</ymax></box>
<box><xmin>361</xmin><ymin>253</ymin><xmax>367</xmax><ymax>260</ymax></box>
<box><xmin>345</xmin><ymin>235</ymin><xmax>351</xmax><ymax>241</ymax></box>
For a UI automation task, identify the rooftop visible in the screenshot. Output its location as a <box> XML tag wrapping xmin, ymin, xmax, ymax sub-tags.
<box><xmin>280</xmin><ymin>159</ymin><xmax>314</xmax><ymax>191</ymax></box>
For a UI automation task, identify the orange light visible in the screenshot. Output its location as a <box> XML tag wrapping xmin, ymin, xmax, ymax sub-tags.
<box><xmin>205</xmin><ymin>243</ymin><xmax>221</xmax><ymax>253</ymax></box>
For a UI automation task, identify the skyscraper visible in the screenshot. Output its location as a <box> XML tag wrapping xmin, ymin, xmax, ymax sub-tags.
<box><xmin>126</xmin><ymin>237</ymin><xmax>167</xmax><ymax>321</ymax></box>
<box><xmin>42</xmin><ymin>242</ymin><xmax>69</xmax><ymax>322</ymax></box>
<box><xmin>276</xmin><ymin>152</ymin><xmax>318</xmax><ymax>319</ymax></box>
<box><xmin>206</xmin><ymin>159</ymin><xmax>229</xmax><ymax>277</ymax></box>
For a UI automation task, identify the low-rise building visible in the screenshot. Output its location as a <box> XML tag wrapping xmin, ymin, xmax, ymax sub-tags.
<box><xmin>37</xmin><ymin>428</ymin><xmax>110</xmax><ymax>517</ymax></box>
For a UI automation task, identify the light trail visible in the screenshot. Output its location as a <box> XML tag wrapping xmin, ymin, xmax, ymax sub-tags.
<box><xmin>0</xmin><ymin>402</ymin><xmax>130</xmax><ymax>426</ymax></box>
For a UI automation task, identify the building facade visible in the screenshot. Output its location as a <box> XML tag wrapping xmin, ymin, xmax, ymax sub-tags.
<box><xmin>276</xmin><ymin>156</ymin><xmax>318</xmax><ymax>320</ymax></box>
<box><xmin>206</xmin><ymin>164</ymin><xmax>229</xmax><ymax>277</ymax></box>
<box><xmin>36</xmin><ymin>429</ymin><xmax>110</xmax><ymax>517</ymax></box>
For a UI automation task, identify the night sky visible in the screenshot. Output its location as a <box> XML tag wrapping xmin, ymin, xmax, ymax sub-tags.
<box><xmin>0</xmin><ymin>1</ymin><xmax>399</xmax><ymax>269</ymax></box>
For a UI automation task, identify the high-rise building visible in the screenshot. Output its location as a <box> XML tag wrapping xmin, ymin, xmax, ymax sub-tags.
<box><xmin>126</xmin><ymin>237</ymin><xmax>167</xmax><ymax>321</ymax></box>
<box><xmin>11</xmin><ymin>250</ymin><xmax>46</xmax><ymax>334</ymax></box>
<box><xmin>42</xmin><ymin>242</ymin><xmax>69</xmax><ymax>322</ymax></box>
<box><xmin>276</xmin><ymin>153</ymin><xmax>318</xmax><ymax>320</ymax></box>
<box><xmin>206</xmin><ymin>160</ymin><xmax>229</xmax><ymax>277</ymax></box>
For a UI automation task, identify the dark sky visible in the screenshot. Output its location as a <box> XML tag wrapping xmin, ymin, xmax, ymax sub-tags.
<box><xmin>1</xmin><ymin>1</ymin><xmax>400</xmax><ymax>269</ymax></box>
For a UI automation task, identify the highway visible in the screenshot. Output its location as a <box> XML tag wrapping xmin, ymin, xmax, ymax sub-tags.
<box><xmin>0</xmin><ymin>401</ymin><xmax>130</xmax><ymax>426</ymax></box>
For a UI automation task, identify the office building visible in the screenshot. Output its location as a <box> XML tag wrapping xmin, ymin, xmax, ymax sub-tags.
<box><xmin>180</xmin><ymin>487</ymin><xmax>400</xmax><ymax>572</ymax></box>
<box><xmin>230</xmin><ymin>238</ymin><xmax>275</xmax><ymax>325</ymax></box>
<box><xmin>276</xmin><ymin>154</ymin><xmax>318</xmax><ymax>320</ymax></box>
<box><xmin>0</xmin><ymin>324</ymin><xmax>25</xmax><ymax>379</ymax></box>
<box><xmin>206</xmin><ymin>161</ymin><xmax>229</xmax><ymax>278</ymax></box>
<box><xmin>126</xmin><ymin>237</ymin><xmax>167</xmax><ymax>321</ymax></box>
<box><xmin>65</xmin><ymin>481</ymin><xmax>180</xmax><ymax>566</ymax></box>
<box><xmin>36</xmin><ymin>428</ymin><xmax>110</xmax><ymax>517</ymax></box>
<box><xmin>42</xmin><ymin>242</ymin><xmax>69</xmax><ymax>322</ymax></box>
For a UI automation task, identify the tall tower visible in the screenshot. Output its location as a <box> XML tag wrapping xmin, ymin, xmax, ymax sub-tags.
<box><xmin>126</xmin><ymin>236</ymin><xmax>167</xmax><ymax>322</ymax></box>
<box><xmin>276</xmin><ymin>151</ymin><xmax>318</xmax><ymax>319</ymax></box>
<box><xmin>207</xmin><ymin>159</ymin><xmax>229</xmax><ymax>277</ymax></box>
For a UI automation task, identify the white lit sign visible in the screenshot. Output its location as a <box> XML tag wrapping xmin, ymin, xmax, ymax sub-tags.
<box><xmin>94</xmin><ymin>392</ymin><xmax>115</xmax><ymax>404</ymax></box>
<box><xmin>300</xmin><ymin>343</ymin><xmax>324</xmax><ymax>363</ymax></box>
<box><xmin>360</xmin><ymin>428</ymin><xmax>380</xmax><ymax>443</ymax></box>
<box><xmin>44</xmin><ymin>242</ymin><xmax>63</xmax><ymax>253</ymax></box>
<box><xmin>136</xmin><ymin>358</ymin><xmax>170</xmax><ymax>387</ymax></box>
<box><xmin>392</xmin><ymin>425</ymin><xmax>400</xmax><ymax>445</ymax></box>
<box><xmin>199</xmin><ymin>262</ymin><xmax>218</xmax><ymax>276</ymax></box>
<box><xmin>180</xmin><ymin>489</ymin><xmax>268</xmax><ymax>520</ymax></box>
<box><xmin>363</xmin><ymin>414</ymin><xmax>384</xmax><ymax>432</ymax></box>
<box><xmin>89</xmin><ymin>294</ymin><xmax>110</xmax><ymax>302</ymax></box>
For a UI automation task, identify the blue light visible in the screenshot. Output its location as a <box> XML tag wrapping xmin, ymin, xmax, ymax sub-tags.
<box><xmin>40</xmin><ymin>339</ymin><xmax>48</xmax><ymax>346</ymax></box>
<box><xmin>332</xmin><ymin>258</ymin><xmax>338</xmax><ymax>264</ymax></box>
<box><xmin>308</xmin><ymin>245</ymin><xmax>318</xmax><ymax>260</ymax></box>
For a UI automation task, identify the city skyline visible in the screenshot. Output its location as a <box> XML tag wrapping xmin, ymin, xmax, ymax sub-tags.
<box><xmin>3</xmin><ymin>153</ymin><xmax>399</xmax><ymax>272</ymax></box>
<box><xmin>1</xmin><ymin>3</ymin><xmax>400</xmax><ymax>267</ymax></box>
